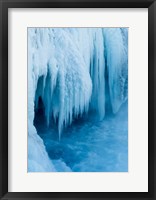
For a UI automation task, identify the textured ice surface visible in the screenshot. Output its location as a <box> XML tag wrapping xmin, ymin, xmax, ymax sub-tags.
<box><xmin>28</xmin><ymin>28</ymin><xmax>128</xmax><ymax>172</ymax></box>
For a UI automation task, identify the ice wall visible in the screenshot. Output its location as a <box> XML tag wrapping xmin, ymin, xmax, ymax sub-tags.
<box><xmin>103</xmin><ymin>28</ymin><xmax>128</xmax><ymax>113</ymax></box>
<box><xmin>28</xmin><ymin>28</ymin><xmax>128</xmax><ymax>171</ymax></box>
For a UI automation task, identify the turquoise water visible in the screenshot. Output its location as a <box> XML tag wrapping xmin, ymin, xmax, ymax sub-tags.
<box><xmin>35</xmin><ymin>102</ymin><xmax>128</xmax><ymax>172</ymax></box>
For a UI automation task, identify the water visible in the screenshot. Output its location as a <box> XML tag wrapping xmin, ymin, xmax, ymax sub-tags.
<box><xmin>34</xmin><ymin>103</ymin><xmax>128</xmax><ymax>172</ymax></box>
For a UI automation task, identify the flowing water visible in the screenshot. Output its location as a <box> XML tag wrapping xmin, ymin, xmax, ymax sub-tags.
<box><xmin>34</xmin><ymin>102</ymin><xmax>128</xmax><ymax>172</ymax></box>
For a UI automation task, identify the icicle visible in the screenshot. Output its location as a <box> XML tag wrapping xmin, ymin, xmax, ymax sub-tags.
<box><xmin>103</xmin><ymin>28</ymin><xmax>128</xmax><ymax>113</ymax></box>
<box><xmin>29</xmin><ymin>27</ymin><xmax>128</xmax><ymax>140</ymax></box>
<box><xmin>90</xmin><ymin>29</ymin><xmax>105</xmax><ymax>120</ymax></box>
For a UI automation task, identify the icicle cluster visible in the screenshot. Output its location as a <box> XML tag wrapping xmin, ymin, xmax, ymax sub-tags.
<box><xmin>28</xmin><ymin>28</ymin><xmax>128</xmax><ymax>139</ymax></box>
<box><xmin>103</xmin><ymin>28</ymin><xmax>128</xmax><ymax>113</ymax></box>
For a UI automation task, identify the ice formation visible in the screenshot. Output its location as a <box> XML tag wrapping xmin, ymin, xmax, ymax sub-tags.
<box><xmin>28</xmin><ymin>28</ymin><xmax>128</xmax><ymax>172</ymax></box>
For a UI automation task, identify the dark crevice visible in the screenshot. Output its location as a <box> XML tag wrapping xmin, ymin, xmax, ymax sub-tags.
<box><xmin>104</xmin><ymin>64</ymin><xmax>112</xmax><ymax>115</ymax></box>
<box><xmin>34</xmin><ymin>96</ymin><xmax>46</xmax><ymax>133</ymax></box>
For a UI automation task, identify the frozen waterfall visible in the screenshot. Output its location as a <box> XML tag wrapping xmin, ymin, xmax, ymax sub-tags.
<box><xmin>28</xmin><ymin>28</ymin><xmax>128</xmax><ymax>172</ymax></box>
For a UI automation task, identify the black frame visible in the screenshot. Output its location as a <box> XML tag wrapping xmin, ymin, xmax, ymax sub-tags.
<box><xmin>0</xmin><ymin>0</ymin><xmax>155</xmax><ymax>199</ymax></box>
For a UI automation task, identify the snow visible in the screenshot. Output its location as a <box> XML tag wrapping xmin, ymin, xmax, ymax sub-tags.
<box><xmin>28</xmin><ymin>122</ymin><xmax>56</xmax><ymax>172</ymax></box>
<box><xmin>28</xmin><ymin>28</ymin><xmax>128</xmax><ymax>172</ymax></box>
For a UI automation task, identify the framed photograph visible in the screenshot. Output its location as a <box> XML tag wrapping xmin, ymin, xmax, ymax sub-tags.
<box><xmin>0</xmin><ymin>0</ymin><xmax>155</xmax><ymax>199</ymax></box>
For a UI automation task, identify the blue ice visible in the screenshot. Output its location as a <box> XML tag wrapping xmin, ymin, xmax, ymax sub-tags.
<box><xmin>28</xmin><ymin>28</ymin><xmax>128</xmax><ymax>172</ymax></box>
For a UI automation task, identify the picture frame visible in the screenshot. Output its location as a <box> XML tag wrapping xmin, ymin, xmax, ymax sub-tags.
<box><xmin>0</xmin><ymin>0</ymin><xmax>155</xmax><ymax>199</ymax></box>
